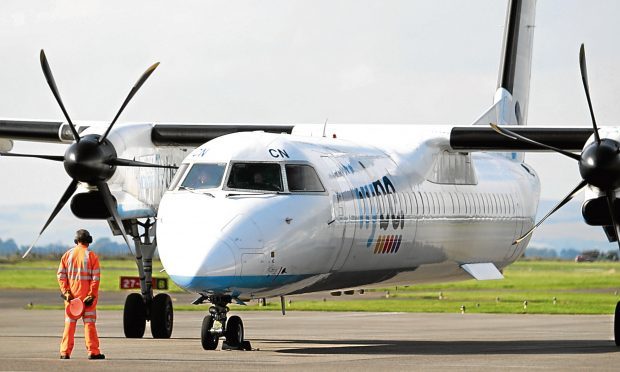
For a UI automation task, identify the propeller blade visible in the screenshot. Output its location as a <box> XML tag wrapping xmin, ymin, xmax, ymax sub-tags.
<box><xmin>106</xmin><ymin>158</ymin><xmax>178</xmax><ymax>169</ymax></box>
<box><xmin>39</xmin><ymin>50</ymin><xmax>80</xmax><ymax>142</ymax></box>
<box><xmin>0</xmin><ymin>152</ymin><xmax>64</xmax><ymax>162</ymax></box>
<box><xmin>97</xmin><ymin>182</ymin><xmax>134</xmax><ymax>256</ymax></box>
<box><xmin>99</xmin><ymin>62</ymin><xmax>160</xmax><ymax>144</ymax></box>
<box><xmin>490</xmin><ymin>123</ymin><xmax>581</xmax><ymax>161</ymax></box>
<box><xmin>605</xmin><ymin>193</ymin><xmax>620</xmax><ymax>251</ymax></box>
<box><xmin>22</xmin><ymin>179</ymin><xmax>78</xmax><ymax>258</ymax></box>
<box><xmin>514</xmin><ymin>179</ymin><xmax>588</xmax><ymax>245</ymax></box>
<box><xmin>579</xmin><ymin>44</ymin><xmax>601</xmax><ymax>145</ymax></box>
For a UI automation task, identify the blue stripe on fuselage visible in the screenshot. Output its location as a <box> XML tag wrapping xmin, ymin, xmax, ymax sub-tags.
<box><xmin>169</xmin><ymin>274</ymin><xmax>312</xmax><ymax>294</ymax></box>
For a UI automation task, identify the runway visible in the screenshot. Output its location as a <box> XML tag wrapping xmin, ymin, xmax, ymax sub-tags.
<box><xmin>1</xmin><ymin>304</ymin><xmax>619</xmax><ymax>371</ymax></box>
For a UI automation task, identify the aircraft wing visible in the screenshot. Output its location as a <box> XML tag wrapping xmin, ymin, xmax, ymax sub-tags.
<box><xmin>449</xmin><ymin>126</ymin><xmax>594</xmax><ymax>152</ymax></box>
<box><xmin>0</xmin><ymin>119</ymin><xmax>66</xmax><ymax>143</ymax></box>
<box><xmin>0</xmin><ymin>119</ymin><xmax>294</xmax><ymax>146</ymax></box>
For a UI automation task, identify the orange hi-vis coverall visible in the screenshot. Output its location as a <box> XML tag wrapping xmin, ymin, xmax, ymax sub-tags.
<box><xmin>57</xmin><ymin>243</ymin><xmax>101</xmax><ymax>357</ymax></box>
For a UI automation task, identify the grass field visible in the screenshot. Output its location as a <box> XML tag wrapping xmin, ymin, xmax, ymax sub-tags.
<box><xmin>2</xmin><ymin>258</ymin><xmax>620</xmax><ymax>314</ymax></box>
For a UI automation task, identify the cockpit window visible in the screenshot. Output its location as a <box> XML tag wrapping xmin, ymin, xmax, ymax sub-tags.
<box><xmin>226</xmin><ymin>163</ymin><xmax>283</xmax><ymax>192</ymax></box>
<box><xmin>285</xmin><ymin>164</ymin><xmax>324</xmax><ymax>192</ymax></box>
<box><xmin>180</xmin><ymin>163</ymin><xmax>226</xmax><ymax>190</ymax></box>
<box><xmin>168</xmin><ymin>163</ymin><xmax>189</xmax><ymax>191</ymax></box>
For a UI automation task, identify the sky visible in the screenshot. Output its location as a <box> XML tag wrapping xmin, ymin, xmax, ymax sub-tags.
<box><xmin>1</xmin><ymin>0</ymin><xmax>620</xmax><ymax>246</ymax></box>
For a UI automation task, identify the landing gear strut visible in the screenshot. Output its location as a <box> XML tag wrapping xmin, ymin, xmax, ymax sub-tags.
<box><xmin>200</xmin><ymin>295</ymin><xmax>250</xmax><ymax>351</ymax></box>
<box><xmin>117</xmin><ymin>218</ymin><xmax>174</xmax><ymax>339</ymax></box>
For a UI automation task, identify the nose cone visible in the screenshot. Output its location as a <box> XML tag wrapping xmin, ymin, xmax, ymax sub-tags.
<box><xmin>64</xmin><ymin>134</ymin><xmax>117</xmax><ymax>182</ymax></box>
<box><xmin>579</xmin><ymin>139</ymin><xmax>620</xmax><ymax>190</ymax></box>
<box><xmin>157</xmin><ymin>193</ymin><xmax>239</xmax><ymax>293</ymax></box>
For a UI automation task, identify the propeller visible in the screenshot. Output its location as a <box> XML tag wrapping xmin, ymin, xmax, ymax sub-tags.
<box><xmin>3</xmin><ymin>50</ymin><xmax>177</xmax><ymax>258</ymax></box>
<box><xmin>491</xmin><ymin>43</ymin><xmax>620</xmax><ymax>250</ymax></box>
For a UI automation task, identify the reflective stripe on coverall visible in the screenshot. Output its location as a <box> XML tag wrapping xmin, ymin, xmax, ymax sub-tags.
<box><xmin>57</xmin><ymin>243</ymin><xmax>101</xmax><ymax>356</ymax></box>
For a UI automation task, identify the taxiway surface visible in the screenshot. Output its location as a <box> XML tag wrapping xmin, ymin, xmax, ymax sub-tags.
<box><xmin>0</xmin><ymin>302</ymin><xmax>619</xmax><ymax>371</ymax></box>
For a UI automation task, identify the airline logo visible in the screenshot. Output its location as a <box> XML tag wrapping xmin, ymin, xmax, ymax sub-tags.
<box><xmin>373</xmin><ymin>235</ymin><xmax>402</xmax><ymax>254</ymax></box>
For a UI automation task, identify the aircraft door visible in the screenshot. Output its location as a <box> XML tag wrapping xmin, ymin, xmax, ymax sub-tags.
<box><xmin>321</xmin><ymin>156</ymin><xmax>357</xmax><ymax>271</ymax></box>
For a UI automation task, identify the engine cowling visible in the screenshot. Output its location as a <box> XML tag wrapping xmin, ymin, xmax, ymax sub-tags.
<box><xmin>70</xmin><ymin>191</ymin><xmax>112</xmax><ymax>219</ymax></box>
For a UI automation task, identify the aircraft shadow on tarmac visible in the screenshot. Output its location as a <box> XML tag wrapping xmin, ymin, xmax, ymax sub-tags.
<box><xmin>269</xmin><ymin>339</ymin><xmax>618</xmax><ymax>355</ymax></box>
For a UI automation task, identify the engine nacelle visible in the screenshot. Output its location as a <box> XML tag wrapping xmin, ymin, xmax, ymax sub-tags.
<box><xmin>582</xmin><ymin>196</ymin><xmax>620</xmax><ymax>226</ymax></box>
<box><xmin>70</xmin><ymin>192</ymin><xmax>112</xmax><ymax>219</ymax></box>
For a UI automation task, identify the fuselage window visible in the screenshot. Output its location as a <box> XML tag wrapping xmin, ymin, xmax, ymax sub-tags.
<box><xmin>169</xmin><ymin>163</ymin><xmax>190</xmax><ymax>191</ymax></box>
<box><xmin>483</xmin><ymin>194</ymin><xmax>489</xmax><ymax>216</ymax></box>
<box><xmin>477</xmin><ymin>193</ymin><xmax>483</xmax><ymax>216</ymax></box>
<box><xmin>409</xmin><ymin>192</ymin><xmax>417</xmax><ymax>216</ymax></box>
<box><xmin>430</xmin><ymin>192</ymin><xmax>437</xmax><ymax>216</ymax></box>
<box><xmin>285</xmin><ymin>164</ymin><xmax>325</xmax><ymax>192</ymax></box>
<box><xmin>180</xmin><ymin>163</ymin><xmax>227</xmax><ymax>190</ymax></box>
<box><xmin>448</xmin><ymin>192</ymin><xmax>455</xmax><ymax>215</ymax></box>
<box><xmin>496</xmin><ymin>194</ymin><xmax>502</xmax><ymax>216</ymax></box>
<box><xmin>421</xmin><ymin>192</ymin><xmax>429</xmax><ymax>216</ymax></box>
<box><xmin>227</xmin><ymin>162</ymin><xmax>283</xmax><ymax>192</ymax></box>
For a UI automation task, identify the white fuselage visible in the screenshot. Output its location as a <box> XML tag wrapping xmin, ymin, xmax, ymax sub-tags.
<box><xmin>155</xmin><ymin>126</ymin><xmax>539</xmax><ymax>300</ymax></box>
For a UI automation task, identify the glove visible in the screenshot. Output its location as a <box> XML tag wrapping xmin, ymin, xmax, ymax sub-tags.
<box><xmin>84</xmin><ymin>295</ymin><xmax>95</xmax><ymax>306</ymax></box>
<box><xmin>64</xmin><ymin>292</ymin><xmax>73</xmax><ymax>302</ymax></box>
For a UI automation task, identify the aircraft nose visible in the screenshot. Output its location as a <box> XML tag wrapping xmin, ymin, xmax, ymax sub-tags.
<box><xmin>157</xmin><ymin>194</ymin><xmax>240</xmax><ymax>292</ymax></box>
<box><xmin>160</xmin><ymin>232</ymin><xmax>238</xmax><ymax>292</ymax></box>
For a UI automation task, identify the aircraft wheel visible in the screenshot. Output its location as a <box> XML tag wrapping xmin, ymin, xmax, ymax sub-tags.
<box><xmin>615</xmin><ymin>301</ymin><xmax>620</xmax><ymax>347</ymax></box>
<box><xmin>225</xmin><ymin>315</ymin><xmax>244</xmax><ymax>347</ymax></box>
<box><xmin>124</xmin><ymin>293</ymin><xmax>146</xmax><ymax>338</ymax></box>
<box><xmin>151</xmin><ymin>293</ymin><xmax>174</xmax><ymax>339</ymax></box>
<box><xmin>201</xmin><ymin>315</ymin><xmax>219</xmax><ymax>350</ymax></box>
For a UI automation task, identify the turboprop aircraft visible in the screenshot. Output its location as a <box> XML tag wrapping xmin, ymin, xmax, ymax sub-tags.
<box><xmin>2</xmin><ymin>0</ymin><xmax>619</xmax><ymax>350</ymax></box>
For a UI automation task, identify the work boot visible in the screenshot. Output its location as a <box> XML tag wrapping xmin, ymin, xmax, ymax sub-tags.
<box><xmin>59</xmin><ymin>355</ymin><xmax>70</xmax><ymax>360</ymax></box>
<box><xmin>88</xmin><ymin>354</ymin><xmax>105</xmax><ymax>360</ymax></box>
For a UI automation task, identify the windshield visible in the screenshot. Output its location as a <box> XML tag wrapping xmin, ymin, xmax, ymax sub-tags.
<box><xmin>180</xmin><ymin>163</ymin><xmax>226</xmax><ymax>190</ymax></box>
<box><xmin>168</xmin><ymin>163</ymin><xmax>189</xmax><ymax>191</ymax></box>
<box><xmin>285</xmin><ymin>164</ymin><xmax>324</xmax><ymax>192</ymax></box>
<box><xmin>226</xmin><ymin>163</ymin><xmax>283</xmax><ymax>192</ymax></box>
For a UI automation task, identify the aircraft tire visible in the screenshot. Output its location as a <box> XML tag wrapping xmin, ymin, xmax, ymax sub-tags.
<box><xmin>124</xmin><ymin>293</ymin><xmax>146</xmax><ymax>338</ymax></box>
<box><xmin>225</xmin><ymin>315</ymin><xmax>244</xmax><ymax>347</ymax></box>
<box><xmin>151</xmin><ymin>293</ymin><xmax>174</xmax><ymax>339</ymax></box>
<box><xmin>615</xmin><ymin>301</ymin><xmax>620</xmax><ymax>347</ymax></box>
<box><xmin>201</xmin><ymin>315</ymin><xmax>219</xmax><ymax>350</ymax></box>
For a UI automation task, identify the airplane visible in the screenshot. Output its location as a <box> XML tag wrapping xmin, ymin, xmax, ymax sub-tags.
<box><xmin>1</xmin><ymin>0</ymin><xmax>618</xmax><ymax>350</ymax></box>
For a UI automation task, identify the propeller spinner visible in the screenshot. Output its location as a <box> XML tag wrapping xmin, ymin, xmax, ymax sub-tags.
<box><xmin>0</xmin><ymin>50</ymin><xmax>176</xmax><ymax>258</ymax></box>
<box><xmin>491</xmin><ymin>44</ymin><xmax>620</xmax><ymax>250</ymax></box>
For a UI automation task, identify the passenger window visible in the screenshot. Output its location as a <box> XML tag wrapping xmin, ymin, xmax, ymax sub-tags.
<box><xmin>227</xmin><ymin>163</ymin><xmax>283</xmax><ymax>192</ymax></box>
<box><xmin>448</xmin><ymin>192</ymin><xmax>455</xmax><ymax>215</ymax></box>
<box><xmin>285</xmin><ymin>164</ymin><xmax>325</xmax><ymax>192</ymax></box>
<box><xmin>421</xmin><ymin>192</ymin><xmax>429</xmax><ymax>215</ymax></box>
<box><xmin>180</xmin><ymin>163</ymin><xmax>226</xmax><ymax>190</ymax></box>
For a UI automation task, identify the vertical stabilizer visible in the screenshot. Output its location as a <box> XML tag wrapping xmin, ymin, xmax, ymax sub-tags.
<box><xmin>496</xmin><ymin>0</ymin><xmax>536</xmax><ymax>126</ymax></box>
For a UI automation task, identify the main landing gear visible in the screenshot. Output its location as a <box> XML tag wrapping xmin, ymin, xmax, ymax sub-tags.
<box><xmin>117</xmin><ymin>218</ymin><xmax>174</xmax><ymax>339</ymax></box>
<box><xmin>199</xmin><ymin>295</ymin><xmax>251</xmax><ymax>351</ymax></box>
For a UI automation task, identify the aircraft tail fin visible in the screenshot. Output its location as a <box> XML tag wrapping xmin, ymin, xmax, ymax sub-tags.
<box><xmin>472</xmin><ymin>0</ymin><xmax>536</xmax><ymax>161</ymax></box>
<box><xmin>495</xmin><ymin>0</ymin><xmax>537</xmax><ymax>127</ymax></box>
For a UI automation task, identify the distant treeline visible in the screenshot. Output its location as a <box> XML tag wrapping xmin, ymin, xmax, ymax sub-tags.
<box><xmin>525</xmin><ymin>247</ymin><xmax>618</xmax><ymax>261</ymax></box>
<box><xmin>0</xmin><ymin>237</ymin><xmax>144</xmax><ymax>259</ymax></box>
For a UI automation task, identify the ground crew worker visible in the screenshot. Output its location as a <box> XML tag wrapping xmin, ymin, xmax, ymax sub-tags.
<box><xmin>57</xmin><ymin>229</ymin><xmax>105</xmax><ymax>360</ymax></box>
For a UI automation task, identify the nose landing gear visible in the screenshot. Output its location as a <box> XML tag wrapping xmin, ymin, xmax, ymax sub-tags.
<box><xmin>200</xmin><ymin>295</ymin><xmax>251</xmax><ymax>351</ymax></box>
